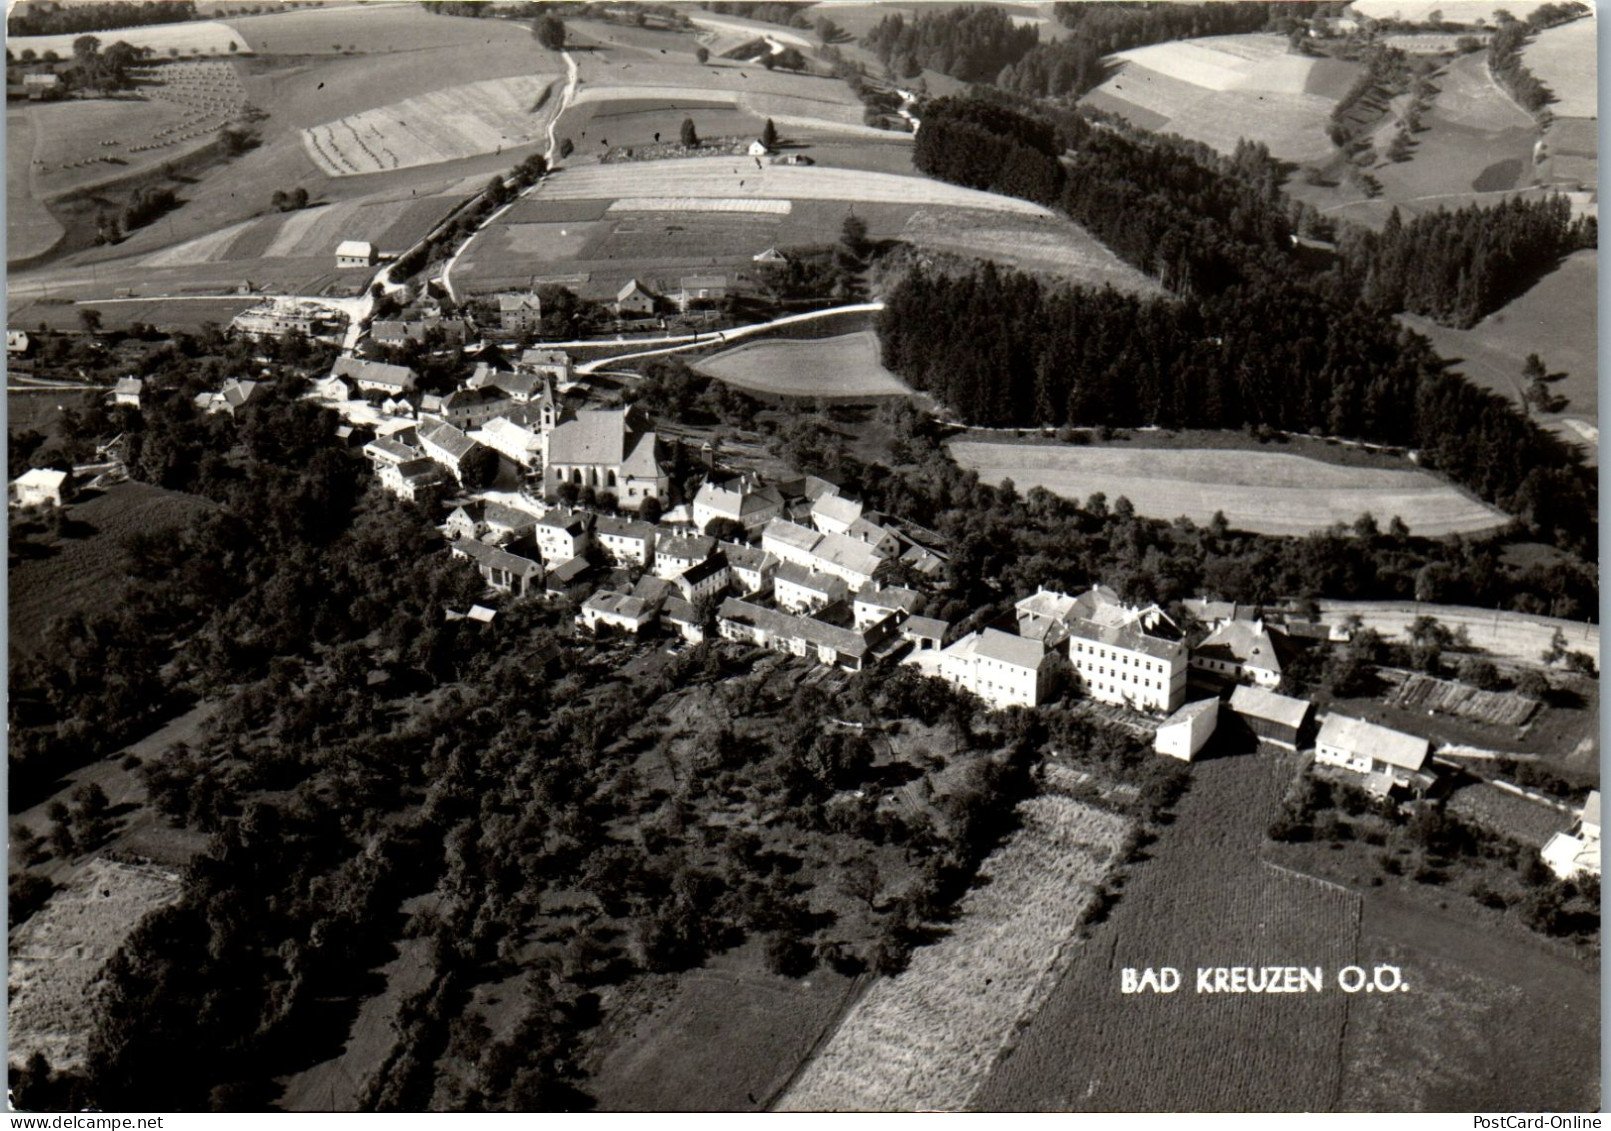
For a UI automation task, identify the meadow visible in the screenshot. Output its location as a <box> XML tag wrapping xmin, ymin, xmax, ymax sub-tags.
<box><xmin>899</xmin><ymin>208</ymin><xmax>1165</xmax><ymax>294</ymax></box>
<box><xmin>228</xmin><ymin>2</ymin><xmax>523</xmax><ymax>54</ymax></box>
<box><xmin>1521</xmin><ymin>16</ymin><xmax>1597</xmax><ymax>119</ymax></box>
<box><xmin>779</xmin><ymin>795</ymin><xmax>1132</xmax><ymax>1112</ymax></box>
<box><xmin>696</xmin><ymin>331</ymin><xmax>913</xmax><ymax>399</ymax></box>
<box><xmin>1348</xmin><ymin>0</ymin><xmax>1559</xmax><ymax>23</ymax></box>
<box><xmin>8</xmin><ymin>20</ymin><xmax>247</xmax><ymax>59</ymax></box>
<box><xmin>5</xmin><ymin>110</ymin><xmax>66</xmax><ymax>262</ymax></box>
<box><xmin>1080</xmin><ymin>35</ymin><xmax>1359</xmax><ymax>163</ymax></box>
<box><xmin>947</xmin><ymin>440</ymin><xmax>1509</xmax><ymax>537</ymax></box>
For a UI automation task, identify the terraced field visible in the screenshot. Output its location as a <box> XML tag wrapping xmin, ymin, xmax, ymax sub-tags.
<box><xmin>948</xmin><ymin>441</ymin><xmax>1509</xmax><ymax>537</ymax></box>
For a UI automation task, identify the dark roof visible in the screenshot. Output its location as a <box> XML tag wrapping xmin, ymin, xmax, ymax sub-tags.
<box><xmin>453</xmin><ymin>538</ymin><xmax>542</xmax><ymax>577</ymax></box>
<box><xmin>717</xmin><ymin>597</ymin><xmax>873</xmax><ymax>659</ymax></box>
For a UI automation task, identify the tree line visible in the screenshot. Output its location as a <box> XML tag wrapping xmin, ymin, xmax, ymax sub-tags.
<box><xmin>8</xmin><ymin>0</ymin><xmax>198</xmax><ymax>37</ymax></box>
<box><xmin>863</xmin><ymin>5</ymin><xmax>1038</xmax><ymax>84</ymax></box>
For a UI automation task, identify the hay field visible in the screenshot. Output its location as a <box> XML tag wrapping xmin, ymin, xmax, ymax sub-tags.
<box><xmin>696</xmin><ymin>331</ymin><xmax>913</xmax><ymax>398</ymax></box>
<box><xmin>1080</xmin><ymin>35</ymin><xmax>1359</xmax><ymax>163</ymax></box>
<box><xmin>302</xmin><ymin>74</ymin><xmax>556</xmax><ymax>176</ymax></box>
<box><xmin>901</xmin><ymin>209</ymin><xmax>1165</xmax><ymax>296</ymax></box>
<box><xmin>948</xmin><ymin>441</ymin><xmax>1509</xmax><ymax>537</ymax></box>
<box><xmin>778</xmin><ymin>796</ymin><xmax>1131</xmax><ymax>1112</ymax></box>
<box><xmin>567</xmin><ymin>84</ymin><xmax>880</xmax><ymax>135</ymax></box>
<box><xmin>1398</xmin><ymin>249</ymin><xmax>1597</xmax><ymax>460</ymax></box>
<box><xmin>7</xmin><ymin>858</ymin><xmax>184</xmax><ymax>1071</ymax></box>
<box><xmin>10</xmin><ymin>97</ymin><xmax>194</xmax><ymax>200</ymax></box>
<box><xmin>227</xmin><ymin>2</ymin><xmax>526</xmax><ymax>54</ymax></box>
<box><xmin>5</xmin><ymin>110</ymin><xmax>65</xmax><ymax>262</ymax></box>
<box><xmin>8</xmin><ymin>20</ymin><xmax>246</xmax><ymax>59</ymax></box>
<box><xmin>1522</xmin><ymin>17</ymin><xmax>1597</xmax><ymax>119</ymax></box>
<box><xmin>530</xmin><ymin>156</ymin><xmax>1054</xmax><ymax>214</ymax></box>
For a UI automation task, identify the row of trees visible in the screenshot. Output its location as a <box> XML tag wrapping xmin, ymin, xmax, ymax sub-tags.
<box><xmin>1488</xmin><ymin>2</ymin><xmax>1589</xmax><ymax>115</ymax></box>
<box><xmin>8</xmin><ymin>1</ymin><xmax>198</xmax><ymax>37</ymax></box>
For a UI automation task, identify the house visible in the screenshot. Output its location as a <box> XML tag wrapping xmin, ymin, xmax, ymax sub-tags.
<box><xmin>544</xmin><ymin>409</ymin><xmax>669</xmax><ymax>507</ymax></box>
<box><xmin>199</xmin><ymin>378</ymin><xmax>259</xmax><ymax>416</ymax></box>
<box><xmin>443</xmin><ymin>501</ymin><xmax>486</xmax><ymax>541</ymax></box>
<box><xmin>544</xmin><ymin>554</ymin><xmax>592</xmax><ymax>599</ymax></box>
<box><xmin>761</xmin><ymin>518</ymin><xmax>825</xmax><ymax>567</ymax></box>
<box><xmin>452</xmin><ymin>537</ymin><xmax>543</xmax><ymax>597</ymax></box>
<box><xmin>900</xmin><ymin>543</ymin><xmax>947</xmax><ymax>578</ymax></box>
<box><xmin>364</xmin><ymin>436</ymin><xmax>423</xmax><ymax>467</ymax></box>
<box><xmin>311</xmin><ymin>374</ymin><xmax>352</xmax><ymax>402</ymax></box>
<box><xmin>535</xmin><ymin>507</ymin><xmax>593</xmax><ymax>566</ymax></box>
<box><xmin>615</xmin><ymin>279</ymin><xmax>656</xmax><ymax>317</ymax></box>
<box><xmin>752</xmin><ymin>247</ymin><xmax>788</xmax><ymax>266</ymax></box>
<box><xmin>580</xmin><ymin>590</ymin><xmax>656</xmax><ymax>635</ymax></box>
<box><xmin>631</xmin><ymin>574</ymin><xmax>674</xmax><ymax>610</ymax></box>
<box><xmin>775</xmin><ymin>562</ymin><xmax>848</xmax><ymax>614</ymax></box>
<box><xmin>676</xmin><ymin>274</ymin><xmax>729</xmax><ymax>311</ymax></box>
<box><xmin>483</xmin><ymin>502</ymin><xmax>540</xmax><ymax>544</ymax></box>
<box><xmin>937</xmin><ymin>628</ymin><xmax>1049</xmax><ymax>711</ymax></box>
<box><xmin>516</xmin><ymin>349</ymin><xmax>574</xmax><ymax>387</ymax></box>
<box><xmin>673</xmin><ymin>554</ymin><xmax>731</xmax><ymax>604</ymax></box>
<box><xmin>1542</xmin><ymin>791</ymin><xmax>1601</xmax><ymax>880</ymax></box>
<box><xmin>417</xmin><ymin>419</ymin><xmax>480</xmax><ymax>482</ymax></box>
<box><xmin>112</xmin><ymin>377</ymin><xmax>143</xmax><ymax>407</ymax></box>
<box><xmin>22</xmin><ymin>72</ymin><xmax>60</xmax><ymax>96</ymax></box>
<box><xmin>662</xmin><ymin>597</ymin><xmax>705</xmax><ymax>643</ymax></box>
<box><xmin>843</xmin><ymin>517</ymin><xmax>900</xmax><ymax>558</ymax></box>
<box><xmin>434</xmin><ymin>387</ymin><xmax>513</xmax><ymax>431</ymax></box>
<box><xmin>693</xmin><ymin>476</ymin><xmax>785</xmax><ymax>533</ymax></box>
<box><xmin>336</xmin><ymin>240</ymin><xmax>377</xmax><ymax>270</ymax></box>
<box><xmin>595</xmin><ymin>514</ymin><xmax>658</xmax><ymax>567</ymax></box>
<box><xmin>654</xmin><ymin>531</ymin><xmax>716</xmax><ymax>579</ymax></box>
<box><xmin>332</xmin><ymin>356</ymin><xmax>417</xmax><ymax>395</ymax></box>
<box><xmin>1313</xmin><ymin>714</ymin><xmax>1432</xmax><ymax>795</ymax></box>
<box><xmin>472</xmin><ymin>416</ymin><xmax>545</xmax><ymax>469</ymax></box>
<box><xmin>378</xmin><ymin>458</ymin><xmax>445</xmax><ymax>503</ymax></box>
<box><xmin>721</xmin><ymin>542</ymin><xmax>779</xmax><ymax>596</ymax></box>
<box><xmin>1227</xmin><ymin>684</ymin><xmax>1314</xmax><ymax>751</ymax></box>
<box><xmin>811</xmin><ymin>494</ymin><xmax>863</xmax><ymax>535</ymax></box>
<box><xmin>809</xmin><ymin>532</ymin><xmax>890</xmax><ymax>589</ymax></box>
<box><xmin>11</xmin><ymin>467</ymin><xmax>71</xmax><ymax>508</ymax></box>
<box><xmin>1192</xmin><ymin>619</ymin><xmax>1289</xmax><ymax>688</ymax></box>
<box><xmin>371</xmin><ymin>318</ymin><xmax>469</xmax><ymax>347</ymax></box>
<box><xmin>716</xmin><ymin>597</ymin><xmax>895</xmax><ymax>672</ymax></box>
<box><xmin>1021</xmin><ymin>586</ymin><xmax>1187</xmax><ymax>714</ymax></box>
<box><xmin>1155</xmin><ymin>699</ymin><xmax>1220</xmax><ymax>762</ymax></box>
<box><xmin>853</xmin><ymin>583</ymin><xmax>922</xmax><ymax>629</ymax></box>
<box><xmin>231</xmin><ymin>299</ymin><xmax>331</xmax><ymax>340</ymax></box>
<box><xmin>747</xmin><ymin>138</ymin><xmax>772</xmax><ymax>157</ymax></box>
<box><xmin>498</xmin><ymin>293</ymin><xmax>543</xmax><ymax>334</ymax></box>
<box><xmin>902</xmin><ymin>615</ymin><xmax>948</xmax><ymax>652</ymax></box>
<box><xmin>7</xmin><ymin>330</ymin><xmax>30</xmax><ymax>354</ymax></box>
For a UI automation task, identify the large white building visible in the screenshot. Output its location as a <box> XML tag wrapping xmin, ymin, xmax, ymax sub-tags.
<box><xmin>760</xmin><ymin>518</ymin><xmax>890</xmax><ymax>590</ymax></box>
<box><xmin>543</xmin><ymin>408</ymin><xmax>669</xmax><ymax>508</ymax></box>
<box><xmin>693</xmin><ymin>475</ymin><xmax>785</xmax><ymax>533</ymax></box>
<box><xmin>1019</xmin><ymin>586</ymin><xmax>1187</xmax><ymax>713</ymax></box>
<box><xmin>937</xmin><ymin>628</ymin><xmax>1049</xmax><ymax>711</ymax></box>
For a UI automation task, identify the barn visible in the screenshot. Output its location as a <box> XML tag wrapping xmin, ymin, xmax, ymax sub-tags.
<box><xmin>1227</xmin><ymin>684</ymin><xmax>1313</xmax><ymax>751</ymax></box>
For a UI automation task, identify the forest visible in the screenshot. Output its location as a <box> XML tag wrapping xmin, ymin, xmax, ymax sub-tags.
<box><xmin>893</xmin><ymin>97</ymin><xmax>1595</xmax><ymax>551</ymax></box>
<box><xmin>863</xmin><ymin>5</ymin><xmax>1039</xmax><ymax>84</ymax></box>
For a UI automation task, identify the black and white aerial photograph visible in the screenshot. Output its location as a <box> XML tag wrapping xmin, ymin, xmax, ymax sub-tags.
<box><xmin>3</xmin><ymin>0</ymin><xmax>1600</xmax><ymax>1115</ymax></box>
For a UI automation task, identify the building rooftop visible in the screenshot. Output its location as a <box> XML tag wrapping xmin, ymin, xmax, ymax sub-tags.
<box><xmin>1197</xmin><ymin>620</ymin><xmax>1286</xmax><ymax>674</ymax></box>
<box><xmin>1228</xmin><ymin>684</ymin><xmax>1313</xmax><ymax>730</ymax></box>
<box><xmin>1162</xmin><ymin>698</ymin><xmax>1220</xmax><ymax>727</ymax></box>
<box><xmin>812</xmin><ymin>494</ymin><xmax>863</xmax><ymax>528</ymax></box>
<box><xmin>777</xmin><ymin>561</ymin><xmax>847</xmax><ymax>595</ymax></box>
<box><xmin>718</xmin><ymin>598</ymin><xmax>873</xmax><ymax>659</ymax></box>
<box><xmin>1317</xmin><ymin>714</ymin><xmax>1430</xmax><ymax>772</ymax></box>
<box><xmin>419</xmin><ymin>419</ymin><xmax>477</xmax><ymax>462</ymax></box>
<box><xmin>972</xmin><ymin>627</ymin><xmax>1047</xmax><ymax>671</ymax></box>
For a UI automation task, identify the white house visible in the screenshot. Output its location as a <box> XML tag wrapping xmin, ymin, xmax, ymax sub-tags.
<box><xmin>775</xmin><ymin>562</ymin><xmax>848</xmax><ymax>614</ymax></box>
<box><xmin>1192</xmin><ymin>619</ymin><xmax>1288</xmax><ymax>688</ymax></box>
<box><xmin>453</xmin><ymin>537</ymin><xmax>543</xmax><ymax>597</ymax></box>
<box><xmin>332</xmin><ymin>356</ymin><xmax>416</xmax><ymax>395</ymax></box>
<box><xmin>654</xmin><ymin>531</ymin><xmax>716</xmax><ymax>579</ymax></box>
<box><xmin>748</xmin><ymin>138</ymin><xmax>772</xmax><ymax>157</ymax></box>
<box><xmin>1021</xmin><ymin>586</ymin><xmax>1187</xmax><ymax>714</ymax></box>
<box><xmin>417</xmin><ymin>419</ymin><xmax>480</xmax><ymax>482</ymax></box>
<box><xmin>378</xmin><ymin>458</ymin><xmax>444</xmax><ymax>503</ymax></box>
<box><xmin>1313</xmin><ymin>714</ymin><xmax>1432</xmax><ymax>795</ymax></box>
<box><xmin>716</xmin><ymin>597</ymin><xmax>895</xmax><ymax>672</ymax></box>
<box><xmin>693</xmin><ymin>476</ymin><xmax>785</xmax><ymax>533</ymax></box>
<box><xmin>673</xmin><ymin>554</ymin><xmax>731</xmax><ymax>604</ymax></box>
<box><xmin>112</xmin><ymin>377</ymin><xmax>143</xmax><ymax>407</ymax></box>
<box><xmin>535</xmin><ymin>507</ymin><xmax>593</xmax><ymax>566</ymax></box>
<box><xmin>1154</xmin><ymin>698</ymin><xmax>1220</xmax><ymax>762</ymax></box>
<box><xmin>595</xmin><ymin>514</ymin><xmax>658</xmax><ymax>567</ymax></box>
<box><xmin>1542</xmin><ymin>791</ymin><xmax>1602</xmax><ymax>880</ymax></box>
<box><xmin>721</xmin><ymin>541</ymin><xmax>779</xmax><ymax>596</ymax></box>
<box><xmin>615</xmin><ymin>279</ymin><xmax>656</xmax><ymax>317</ymax></box>
<box><xmin>11</xmin><ymin>467</ymin><xmax>71</xmax><ymax>508</ymax></box>
<box><xmin>811</xmin><ymin>494</ymin><xmax>863</xmax><ymax>534</ymax></box>
<box><xmin>472</xmin><ymin>416</ymin><xmax>545</xmax><ymax>469</ymax></box>
<box><xmin>580</xmin><ymin>590</ymin><xmax>657</xmax><ymax>635</ymax></box>
<box><xmin>938</xmin><ymin>628</ymin><xmax>1049</xmax><ymax>711</ymax></box>
<box><xmin>853</xmin><ymin>583</ymin><xmax>921</xmax><ymax>630</ymax></box>
<box><xmin>335</xmin><ymin>240</ymin><xmax>377</xmax><ymax>270</ymax></box>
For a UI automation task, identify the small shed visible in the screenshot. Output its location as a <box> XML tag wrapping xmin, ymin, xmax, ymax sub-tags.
<box><xmin>1155</xmin><ymin>698</ymin><xmax>1219</xmax><ymax>762</ymax></box>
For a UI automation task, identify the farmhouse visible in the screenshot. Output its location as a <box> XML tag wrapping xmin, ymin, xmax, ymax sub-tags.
<box><xmin>721</xmin><ymin>541</ymin><xmax>780</xmax><ymax>596</ymax></box>
<box><xmin>535</xmin><ymin>507</ymin><xmax>593</xmax><ymax>567</ymax></box>
<box><xmin>113</xmin><ymin>377</ymin><xmax>144</xmax><ymax>407</ymax></box>
<box><xmin>693</xmin><ymin>475</ymin><xmax>785</xmax><ymax>533</ymax></box>
<box><xmin>775</xmin><ymin>562</ymin><xmax>849</xmax><ymax>614</ymax></box>
<box><xmin>1020</xmin><ymin>586</ymin><xmax>1187</xmax><ymax>713</ymax></box>
<box><xmin>1314</xmin><ymin>714</ymin><xmax>1432</xmax><ymax>795</ymax></box>
<box><xmin>716</xmin><ymin>598</ymin><xmax>894</xmax><ymax>672</ymax></box>
<box><xmin>372</xmin><ymin>318</ymin><xmax>469</xmax><ymax>347</ymax></box>
<box><xmin>1192</xmin><ymin>619</ymin><xmax>1289</xmax><ymax>687</ymax></box>
<box><xmin>197</xmin><ymin>378</ymin><xmax>260</xmax><ymax>417</ymax></box>
<box><xmin>378</xmin><ymin>458</ymin><xmax>444</xmax><ymax>503</ymax></box>
<box><xmin>902</xmin><ymin>615</ymin><xmax>949</xmax><ymax>652</ymax></box>
<box><xmin>336</xmin><ymin>240</ymin><xmax>378</xmax><ymax>270</ymax></box>
<box><xmin>472</xmin><ymin>416</ymin><xmax>544</xmax><ymax>469</ymax></box>
<box><xmin>544</xmin><ymin>409</ymin><xmax>669</xmax><ymax>507</ymax></box>
<box><xmin>1155</xmin><ymin>698</ymin><xmax>1220</xmax><ymax>762</ymax></box>
<box><xmin>516</xmin><ymin>349</ymin><xmax>574</xmax><ymax>386</ymax></box>
<box><xmin>332</xmin><ymin>356</ymin><xmax>417</xmax><ymax>395</ymax></box>
<box><xmin>937</xmin><ymin>628</ymin><xmax>1049</xmax><ymax>711</ymax></box>
<box><xmin>11</xmin><ymin>467</ymin><xmax>72</xmax><ymax>509</ymax></box>
<box><xmin>545</xmin><ymin>554</ymin><xmax>593</xmax><ymax>600</ymax></box>
<box><xmin>1227</xmin><ymin>684</ymin><xmax>1314</xmax><ymax>751</ymax></box>
<box><xmin>654</xmin><ymin>531</ymin><xmax>717</xmax><ymax>579</ymax></box>
<box><xmin>811</xmin><ymin>494</ymin><xmax>863</xmax><ymax>534</ymax></box>
<box><xmin>452</xmin><ymin>537</ymin><xmax>543</xmax><ymax>597</ymax></box>
<box><xmin>677</xmin><ymin>274</ymin><xmax>729</xmax><ymax>311</ymax></box>
<box><xmin>443</xmin><ymin>501</ymin><xmax>486</xmax><ymax>541</ymax></box>
<box><xmin>595</xmin><ymin>514</ymin><xmax>658</xmax><ymax>567</ymax></box>
<box><xmin>843</xmin><ymin>517</ymin><xmax>900</xmax><ymax>558</ymax></box>
<box><xmin>417</xmin><ymin>419</ymin><xmax>480</xmax><ymax>482</ymax></box>
<box><xmin>1542</xmin><ymin>790</ymin><xmax>1601</xmax><ymax>880</ymax></box>
<box><xmin>363</xmin><ymin>436</ymin><xmax>423</xmax><ymax>468</ymax></box>
<box><xmin>614</xmin><ymin>279</ymin><xmax>656</xmax><ymax>317</ymax></box>
<box><xmin>483</xmin><ymin>502</ymin><xmax>539</xmax><ymax>544</ymax></box>
<box><xmin>853</xmin><ymin>583</ymin><xmax>922</xmax><ymax>629</ymax></box>
<box><xmin>580</xmin><ymin>590</ymin><xmax>656</xmax><ymax>635</ymax></box>
<box><xmin>748</xmin><ymin>138</ymin><xmax>772</xmax><ymax>157</ymax></box>
<box><xmin>662</xmin><ymin>597</ymin><xmax>705</xmax><ymax>643</ymax></box>
<box><xmin>498</xmin><ymin>293</ymin><xmax>543</xmax><ymax>334</ymax></box>
<box><xmin>760</xmin><ymin>518</ymin><xmax>891</xmax><ymax>589</ymax></box>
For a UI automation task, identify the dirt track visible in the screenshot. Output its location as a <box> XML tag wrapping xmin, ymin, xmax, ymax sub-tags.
<box><xmin>1317</xmin><ymin>600</ymin><xmax>1599</xmax><ymax>669</ymax></box>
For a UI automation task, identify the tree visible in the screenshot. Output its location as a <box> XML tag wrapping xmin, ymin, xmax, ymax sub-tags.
<box><xmin>776</xmin><ymin>45</ymin><xmax>806</xmax><ymax>71</ymax></box>
<box><xmin>695</xmin><ymin>45</ymin><xmax>710</xmax><ymax>64</ymax></box>
<box><xmin>760</xmin><ymin>51</ymin><xmax>776</xmax><ymax>70</ymax></box>
<box><xmin>459</xmin><ymin>445</ymin><xmax>500</xmax><ymax>490</ymax></box>
<box><xmin>290</xmin><ymin>187</ymin><xmax>309</xmax><ymax>210</ymax></box>
<box><xmin>78</xmin><ymin>307</ymin><xmax>104</xmax><ymax>335</ymax></box>
<box><xmin>533</xmin><ymin>13</ymin><xmax>565</xmax><ymax>50</ymax></box>
<box><xmin>1542</xmin><ymin>626</ymin><xmax>1568</xmax><ymax>665</ymax></box>
<box><xmin>679</xmin><ymin>117</ymin><xmax>699</xmax><ymax>148</ymax></box>
<box><xmin>840</xmin><ymin>213</ymin><xmax>870</xmax><ymax>260</ymax></box>
<box><xmin>761</xmin><ymin>118</ymin><xmax>779</xmax><ymax>150</ymax></box>
<box><xmin>558</xmin><ymin>136</ymin><xmax>574</xmax><ymax>159</ymax></box>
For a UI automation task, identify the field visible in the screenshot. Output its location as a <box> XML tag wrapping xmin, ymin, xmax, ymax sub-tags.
<box><xmin>947</xmin><ymin>440</ymin><xmax>1509</xmax><ymax>537</ymax></box>
<box><xmin>1315</xmin><ymin>599</ymin><xmax>1600</xmax><ymax>671</ymax></box>
<box><xmin>586</xmin><ymin>944</ymin><xmax>860</xmax><ymax>1111</ymax></box>
<box><xmin>778</xmin><ymin>795</ymin><xmax>1132</xmax><ymax>1112</ymax></box>
<box><xmin>1521</xmin><ymin>17</ymin><xmax>1597</xmax><ymax>119</ymax></box>
<box><xmin>1080</xmin><ymin>35</ymin><xmax>1360</xmax><ymax>163</ymax></box>
<box><xmin>1538</xmin><ymin>117</ymin><xmax>1596</xmax><ymax>191</ymax></box>
<box><xmin>7</xmin><ymin>858</ymin><xmax>185</xmax><ymax>1072</ymax></box>
<box><xmin>976</xmin><ymin>753</ymin><xmax>1365</xmax><ymax>1111</ymax></box>
<box><xmin>1389</xmin><ymin>672</ymin><xmax>1540</xmax><ymax>728</ymax></box>
<box><xmin>5</xmin><ymin>111</ymin><xmax>66</xmax><ymax>262</ymax></box>
<box><xmin>899</xmin><ymin>209</ymin><xmax>1165</xmax><ymax>294</ymax></box>
<box><xmin>228</xmin><ymin>3</ymin><xmax>528</xmax><ymax>55</ymax></box>
<box><xmin>302</xmin><ymin>74</ymin><xmax>557</xmax><ymax>176</ymax></box>
<box><xmin>1399</xmin><ymin>250</ymin><xmax>1598</xmax><ymax>462</ymax></box>
<box><xmin>695</xmin><ymin>330</ymin><xmax>913</xmax><ymax>399</ymax></box>
<box><xmin>10</xmin><ymin>297</ymin><xmax>261</xmax><ymax>333</ymax></box>
<box><xmin>9</xmin><ymin>480</ymin><xmax>216</xmax><ymax>653</ymax></box>
<box><xmin>1348</xmin><ymin>0</ymin><xmax>1561</xmax><ymax>23</ymax></box>
<box><xmin>8</xmin><ymin>20</ymin><xmax>248</xmax><ymax>59</ymax></box>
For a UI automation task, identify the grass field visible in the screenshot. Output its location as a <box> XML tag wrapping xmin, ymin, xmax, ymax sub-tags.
<box><xmin>303</xmin><ymin>74</ymin><xmax>557</xmax><ymax>176</ymax></box>
<box><xmin>1348</xmin><ymin>0</ymin><xmax>1561</xmax><ymax>22</ymax></box>
<box><xmin>1521</xmin><ymin>16</ymin><xmax>1597</xmax><ymax>119</ymax></box>
<box><xmin>696</xmin><ymin>331</ymin><xmax>913</xmax><ymax>398</ymax></box>
<box><xmin>9</xmin><ymin>480</ymin><xmax>216</xmax><ymax>653</ymax></box>
<box><xmin>8</xmin><ymin>858</ymin><xmax>184</xmax><ymax>1071</ymax></box>
<box><xmin>779</xmin><ymin>795</ymin><xmax>1132</xmax><ymax>1112</ymax></box>
<box><xmin>10</xmin><ymin>297</ymin><xmax>261</xmax><ymax>333</ymax></box>
<box><xmin>5</xmin><ymin>111</ymin><xmax>66</xmax><ymax>262</ymax></box>
<box><xmin>976</xmin><ymin>753</ymin><xmax>1365</xmax><ymax>1111</ymax></box>
<box><xmin>1399</xmin><ymin>250</ymin><xmax>1597</xmax><ymax>462</ymax></box>
<box><xmin>948</xmin><ymin>440</ymin><xmax>1509</xmax><ymax>537</ymax></box>
<box><xmin>8</xmin><ymin>20</ymin><xmax>247</xmax><ymax>59</ymax></box>
<box><xmin>1314</xmin><ymin>599</ymin><xmax>1600</xmax><ymax>672</ymax></box>
<box><xmin>227</xmin><ymin>2</ymin><xmax>522</xmax><ymax>54</ymax></box>
<box><xmin>900</xmin><ymin>208</ymin><xmax>1165</xmax><ymax>294</ymax></box>
<box><xmin>1080</xmin><ymin>35</ymin><xmax>1359</xmax><ymax>163</ymax></box>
